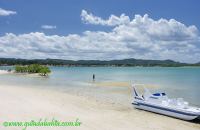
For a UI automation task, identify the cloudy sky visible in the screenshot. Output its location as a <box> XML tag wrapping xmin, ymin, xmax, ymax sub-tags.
<box><xmin>0</xmin><ymin>0</ymin><xmax>200</xmax><ymax>63</ymax></box>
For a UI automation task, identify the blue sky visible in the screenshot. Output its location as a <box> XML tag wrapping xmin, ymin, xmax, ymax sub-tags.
<box><xmin>1</xmin><ymin>0</ymin><xmax>200</xmax><ymax>35</ymax></box>
<box><xmin>0</xmin><ymin>0</ymin><xmax>200</xmax><ymax>63</ymax></box>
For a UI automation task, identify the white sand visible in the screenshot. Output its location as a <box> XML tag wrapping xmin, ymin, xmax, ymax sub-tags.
<box><xmin>0</xmin><ymin>70</ymin><xmax>9</xmax><ymax>74</ymax></box>
<box><xmin>0</xmin><ymin>85</ymin><xmax>199</xmax><ymax>130</ymax></box>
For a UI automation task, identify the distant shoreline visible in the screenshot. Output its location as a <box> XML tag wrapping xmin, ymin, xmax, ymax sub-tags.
<box><xmin>1</xmin><ymin>65</ymin><xmax>200</xmax><ymax>67</ymax></box>
<box><xmin>0</xmin><ymin>58</ymin><xmax>200</xmax><ymax>67</ymax></box>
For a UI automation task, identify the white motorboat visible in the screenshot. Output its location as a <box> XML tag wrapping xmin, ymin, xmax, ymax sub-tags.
<box><xmin>132</xmin><ymin>84</ymin><xmax>200</xmax><ymax>120</ymax></box>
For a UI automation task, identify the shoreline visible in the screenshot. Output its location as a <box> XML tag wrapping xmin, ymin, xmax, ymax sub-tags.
<box><xmin>0</xmin><ymin>84</ymin><xmax>199</xmax><ymax>130</ymax></box>
<box><xmin>0</xmin><ymin>70</ymin><xmax>10</xmax><ymax>74</ymax></box>
<box><xmin>2</xmin><ymin>65</ymin><xmax>200</xmax><ymax>67</ymax></box>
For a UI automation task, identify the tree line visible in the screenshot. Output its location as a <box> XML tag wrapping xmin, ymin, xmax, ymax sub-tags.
<box><xmin>0</xmin><ymin>58</ymin><xmax>199</xmax><ymax>67</ymax></box>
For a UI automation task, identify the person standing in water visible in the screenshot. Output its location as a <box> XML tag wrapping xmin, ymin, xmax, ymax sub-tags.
<box><xmin>93</xmin><ymin>74</ymin><xmax>95</xmax><ymax>81</ymax></box>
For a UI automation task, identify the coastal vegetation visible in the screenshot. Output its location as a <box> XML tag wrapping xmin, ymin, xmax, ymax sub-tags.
<box><xmin>0</xmin><ymin>58</ymin><xmax>199</xmax><ymax>67</ymax></box>
<box><xmin>15</xmin><ymin>64</ymin><xmax>51</xmax><ymax>76</ymax></box>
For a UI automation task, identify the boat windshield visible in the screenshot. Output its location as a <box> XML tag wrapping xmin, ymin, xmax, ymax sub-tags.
<box><xmin>153</xmin><ymin>93</ymin><xmax>166</xmax><ymax>96</ymax></box>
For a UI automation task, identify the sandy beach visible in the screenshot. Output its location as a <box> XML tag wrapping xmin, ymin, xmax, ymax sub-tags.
<box><xmin>0</xmin><ymin>84</ymin><xmax>199</xmax><ymax>130</ymax></box>
<box><xmin>0</xmin><ymin>70</ymin><xmax>9</xmax><ymax>74</ymax></box>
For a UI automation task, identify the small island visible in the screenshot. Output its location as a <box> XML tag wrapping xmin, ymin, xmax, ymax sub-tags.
<box><xmin>15</xmin><ymin>64</ymin><xmax>51</xmax><ymax>76</ymax></box>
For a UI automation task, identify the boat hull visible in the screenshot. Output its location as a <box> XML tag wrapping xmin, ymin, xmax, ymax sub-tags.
<box><xmin>133</xmin><ymin>102</ymin><xmax>199</xmax><ymax>120</ymax></box>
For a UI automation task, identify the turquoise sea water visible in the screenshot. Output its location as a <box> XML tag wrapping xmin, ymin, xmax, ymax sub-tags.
<box><xmin>0</xmin><ymin>66</ymin><xmax>200</xmax><ymax>106</ymax></box>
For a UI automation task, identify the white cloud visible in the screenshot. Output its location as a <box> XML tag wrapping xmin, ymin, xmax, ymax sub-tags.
<box><xmin>81</xmin><ymin>10</ymin><xmax>130</xmax><ymax>26</ymax></box>
<box><xmin>0</xmin><ymin>8</ymin><xmax>17</xmax><ymax>16</ymax></box>
<box><xmin>41</xmin><ymin>25</ymin><xmax>57</xmax><ymax>29</ymax></box>
<box><xmin>0</xmin><ymin>11</ymin><xmax>200</xmax><ymax>63</ymax></box>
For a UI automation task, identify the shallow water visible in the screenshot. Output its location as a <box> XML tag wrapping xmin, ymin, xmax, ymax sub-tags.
<box><xmin>0</xmin><ymin>66</ymin><xmax>200</xmax><ymax>106</ymax></box>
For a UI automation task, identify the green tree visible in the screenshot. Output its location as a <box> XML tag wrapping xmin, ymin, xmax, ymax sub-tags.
<box><xmin>39</xmin><ymin>66</ymin><xmax>51</xmax><ymax>76</ymax></box>
<box><xmin>15</xmin><ymin>64</ymin><xmax>51</xmax><ymax>76</ymax></box>
<box><xmin>27</xmin><ymin>64</ymin><xmax>41</xmax><ymax>73</ymax></box>
<box><xmin>15</xmin><ymin>65</ymin><xmax>22</xmax><ymax>72</ymax></box>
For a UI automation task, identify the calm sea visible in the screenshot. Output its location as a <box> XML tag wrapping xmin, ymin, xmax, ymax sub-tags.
<box><xmin>0</xmin><ymin>66</ymin><xmax>200</xmax><ymax>106</ymax></box>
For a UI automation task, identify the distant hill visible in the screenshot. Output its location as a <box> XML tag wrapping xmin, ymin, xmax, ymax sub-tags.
<box><xmin>195</xmin><ymin>62</ymin><xmax>200</xmax><ymax>65</ymax></box>
<box><xmin>0</xmin><ymin>58</ymin><xmax>197</xmax><ymax>67</ymax></box>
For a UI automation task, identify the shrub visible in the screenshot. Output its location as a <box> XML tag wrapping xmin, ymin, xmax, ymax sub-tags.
<box><xmin>15</xmin><ymin>64</ymin><xmax>51</xmax><ymax>76</ymax></box>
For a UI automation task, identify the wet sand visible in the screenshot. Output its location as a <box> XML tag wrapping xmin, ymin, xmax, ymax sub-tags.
<box><xmin>94</xmin><ymin>81</ymin><xmax>159</xmax><ymax>88</ymax></box>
